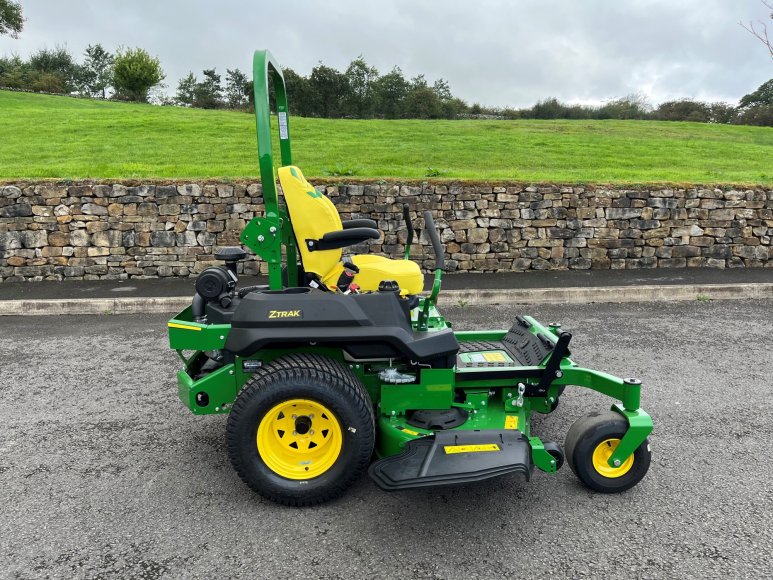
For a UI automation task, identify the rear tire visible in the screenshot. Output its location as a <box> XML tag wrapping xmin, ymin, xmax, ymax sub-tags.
<box><xmin>565</xmin><ymin>410</ymin><xmax>651</xmax><ymax>493</ymax></box>
<box><xmin>227</xmin><ymin>354</ymin><xmax>375</xmax><ymax>506</ymax></box>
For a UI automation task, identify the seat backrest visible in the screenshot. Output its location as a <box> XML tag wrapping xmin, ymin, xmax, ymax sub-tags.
<box><xmin>277</xmin><ymin>165</ymin><xmax>342</xmax><ymax>278</ymax></box>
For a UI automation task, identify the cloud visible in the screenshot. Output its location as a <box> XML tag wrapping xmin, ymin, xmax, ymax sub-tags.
<box><xmin>1</xmin><ymin>0</ymin><xmax>770</xmax><ymax>107</ymax></box>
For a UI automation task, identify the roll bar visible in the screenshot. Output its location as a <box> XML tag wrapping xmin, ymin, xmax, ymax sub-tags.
<box><xmin>242</xmin><ymin>50</ymin><xmax>298</xmax><ymax>289</ymax></box>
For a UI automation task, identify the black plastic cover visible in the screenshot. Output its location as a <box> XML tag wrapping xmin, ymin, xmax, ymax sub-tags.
<box><xmin>195</xmin><ymin>267</ymin><xmax>232</xmax><ymax>299</ymax></box>
<box><xmin>225</xmin><ymin>288</ymin><xmax>459</xmax><ymax>365</ymax></box>
<box><xmin>214</xmin><ymin>246</ymin><xmax>247</xmax><ymax>262</ymax></box>
<box><xmin>369</xmin><ymin>429</ymin><xmax>533</xmax><ymax>491</ymax></box>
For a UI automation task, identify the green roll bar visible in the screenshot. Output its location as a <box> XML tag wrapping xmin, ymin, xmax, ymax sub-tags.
<box><xmin>240</xmin><ymin>49</ymin><xmax>297</xmax><ymax>289</ymax></box>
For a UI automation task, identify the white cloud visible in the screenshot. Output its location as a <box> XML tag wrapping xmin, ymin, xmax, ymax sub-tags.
<box><xmin>1</xmin><ymin>0</ymin><xmax>770</xmax><ymax>107</ymax></box>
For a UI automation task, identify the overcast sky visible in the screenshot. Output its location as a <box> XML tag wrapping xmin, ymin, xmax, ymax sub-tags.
<box><xmin>1</xmin><ymin>0</ymin><xmax>771</xmax><ymax>107</ymax></box>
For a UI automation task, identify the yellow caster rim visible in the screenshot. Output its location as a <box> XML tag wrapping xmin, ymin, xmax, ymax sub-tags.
<box><xmin>257</xmin><ymin>398</ymin><xmax>343</xmax><ymax>480</ymax></box>
<box><xmin>591</xmin><ymin>438</ymin><xmax>634</xmax><ymax>478</ymax></box>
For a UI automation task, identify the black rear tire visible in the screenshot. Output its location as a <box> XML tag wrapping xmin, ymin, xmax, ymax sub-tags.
<box><xmin>226</xmin><ymin>353</ymin><xmax>375</xmax><ymax>506</ymax></box>
<box><xmin>565</xmin><ymin>410</ymin><xmax>651</xmax><ymax>493</ymax></box>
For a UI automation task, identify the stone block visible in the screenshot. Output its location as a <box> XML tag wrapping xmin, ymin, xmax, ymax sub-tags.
<box><xmin>0</xmin><ymin>203</ymin><xmax>33</xmax><ymax>218</ymax></box>
<box><xmin>22</xmin><ymin>230</ymin><xmax>48</xmax><ymax>248</ymax></box>
<box><xmin>467</xmin><ymin>228</ymin><xmax>488</xmax><ymax>243</ymax></box>
<box><xmin>81</xmin><ymin>203</ymin><xmax>108</xmax><ymax>216</ymax></box>
<box><xmin>151</xmin><ymin>231</ymin><xmax>177</xmax><ymax>247</ymax></box>
<box><xmin>137</xmin><ymin>203</ymin><xmax>158</xmax><ymax>217</ymax></box>
<box><xmin>92</xmin><ymin>231</ymin><xmax>123</xmax><ymax>247</ymax></box>
<box><xmin>658</xmin><ymin>258</ymin><xmax>687</xmax><ymax>268</ymax></box>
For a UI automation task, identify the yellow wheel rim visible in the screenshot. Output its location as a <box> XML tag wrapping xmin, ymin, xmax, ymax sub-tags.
<box><xmin>591</xmin><ymin>438</ymin><xmax>634</xmax><ymax>478</ymax></box>
<box><xmin>257</xmin><ymin>398</ymin><xmax>343</xmax><ymax>480</ymax></box>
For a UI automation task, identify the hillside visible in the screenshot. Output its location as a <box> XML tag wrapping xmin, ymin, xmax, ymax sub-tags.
<box><xmin>0</xmin><ymin>90</ymin><xmax>771</xmax><ymax>185</ymax></box>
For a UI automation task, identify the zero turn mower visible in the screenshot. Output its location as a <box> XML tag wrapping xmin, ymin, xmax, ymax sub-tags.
<box><xmin>167</xmin><ymin>50</ymin><xmax>653</xmax><ymax>506</ymax></box>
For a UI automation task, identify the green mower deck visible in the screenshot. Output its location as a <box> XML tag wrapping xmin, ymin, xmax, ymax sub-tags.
<box><xmin>167</xmin><ymin>49</ymin><xmax>653</xmax><ymax>506</ymax></box>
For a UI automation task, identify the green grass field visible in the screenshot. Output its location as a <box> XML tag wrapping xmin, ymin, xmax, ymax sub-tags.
<box><xmin>1</xmin><ymin>90</ymin><xmax>771</xmax><ymax>185</ymax></box>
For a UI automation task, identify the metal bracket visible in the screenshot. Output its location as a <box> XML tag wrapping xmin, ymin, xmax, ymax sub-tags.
<box><xmin>529</xmin><ymin>437</ymin><xmax>558</xmax><ymax>473</ymax></box>
<box><xmin>607</xmin><ymin>403</ymin><xmax>653</xmax><ymax>468</ymax></box>
<box><xmin>240</xmin><ymin>216</ymin><xmax>282</xmax><ymax>263</ymax></box>
<box><xmin>524</xmin><ymin>330</ymin><xmax>572</xmax><ymax>397</ymax></box>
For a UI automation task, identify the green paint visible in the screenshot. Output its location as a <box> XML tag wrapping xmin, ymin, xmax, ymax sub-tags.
<box><xmin>607</xmin><ymin>403</ymin><xmax>653</xmax><ymax>467</ymax></box>
<box><xmin>249</xmin><ymin>49</ymin><xmax>292</xmax><ymax>290</ymax></box>
<box><xmin>177</xmin><ymin>363</ymin><xmax>237</xmax><ymax>415</ymax></box>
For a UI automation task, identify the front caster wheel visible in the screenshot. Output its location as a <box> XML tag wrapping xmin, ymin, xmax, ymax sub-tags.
<box><xmin>226</xmin><ymin>354</ymin><xmax>375</xmax><ymax>506</ymax></box>
<box><xmin>565</xmin><ymin>410</ymin><xmax>651</xmax><ymax>493</ymax></box>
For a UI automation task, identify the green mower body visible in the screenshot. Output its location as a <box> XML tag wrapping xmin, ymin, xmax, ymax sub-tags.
<box><xmin>167</xmin><ymin>50</ymin><xmax>653</xmax><ymax>505</ymax></box>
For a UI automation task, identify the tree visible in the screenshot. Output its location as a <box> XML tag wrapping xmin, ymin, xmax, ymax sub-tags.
<box><xmin>283</xmin><ymin>67</ymin><xmax>313</xmax><ymax>117</ymax></box>
<box><xmin>225</xmin><ymin>68</ymin><xmax>249</xmax><ymax>109</ymax></box>
<box><xmin>404</xmin><ymin>82</ymin><xmax>442</xmax><ymax>119</ymax></box>
<box><xmin>27</xmin><ymin>46</ymin><xmax>81</xmax><ymax>93</ymax></box>
<box><xmin>739</xmin><ymin>78</ymin><xmax>773</xmax><ymax>107</ymax></box>
<box><xmin>0</xmin><ymin>0</ymin><xmax>23</xmax><ymax>38</ymax></box>
<box><xmin>598</xmin><ymin>94</ymin><xmax>651</xmax><ymax>120</ymax></box>
<box><xmin>440</xmin><ymin>97</ymin><xmax>469</xmax><ymax>119</ymax></box>
<box><xmin>175</xmin><ymin>72</ymin><xmax>196</xmax><ymax>106</ymax></box>
<box><xmin>80</xmin><ymin>44</ymin><xmax>113</xmax><ymax>98</ymax></box>
<box><xmin>740</xmin><ymin>0</ymin><xmax>773</xmax><ymax>59</ymax></box>
<box><xmin>344</xmin><ymin>56</ymin><xmax>378</xmax><ymax>118</ymax></box>
<box><xmin>432</xmin><ymin>78</ymin><xmax>453</xmax><ymax>101</ymax></box>
<box><xmin>734</xmin><ymin>103</ymin><xmax>773</xmax><ymax>126</ymax></box>
<box><xmin>654</xmin><ymin>99</ymin><xmax>711</xmax><ymax>122</ymax></box>
<box><xmin>309</xmin><ymin>63</ymin><xmax>348</xmax><ymax>117</ymax></box>
<box><xmin>373</xmin><ymin>66</ymin><xmax>408</xmax><ymax>118</ymax></box>
<box><xmin>192</xmin><ymin>68</ymin><xmax>222</xmax><ymax>108</ymax></box>
<box><xmin>737</xmin><ymin>78</ymin><xmax>773</xmax><ymax>127</ymax></box>
<box><xmin>0</xmin><ymin>53</ymin><xmax>27</xmax><ymax>88</ymax></box>
<box><xmin>112</xmin><ymin>47</ymin><xmax>164</xmax><ymax>102</ymax></box>
<box><xmin>708</xmin><ymin>102</ymin><xmax>737</xmax><ymax>124</ymax></box>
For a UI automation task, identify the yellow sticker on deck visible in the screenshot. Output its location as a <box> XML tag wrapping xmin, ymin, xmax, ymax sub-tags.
<box><xmin>504</xmin><ymin>416</ymin><xmax>519</xmax><ymax>430</ymax></box>
<box><xmin>168</xmin><ymin>322</ymin><xmax>202</xmax><ymax>331</ymax></box>
<box><xmin>444</xmin><ymin>444</ymin><xmax>500</xmax><ymax>454</ymax></box>
<box><xmin>483</xmin><ymin>352</ymin><xmax>508</xmax><ymax>362</ymax></box>
<box><xmin>401</xmin><ymin>428</ymin><xmax>420</xmax><ymax>436</ymax></box>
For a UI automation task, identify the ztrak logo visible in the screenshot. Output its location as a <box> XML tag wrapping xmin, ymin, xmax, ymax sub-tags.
<box><xmin>268</xmin><ymin>309</ymin><xmax>302</xmax><ymax>319</ymax></box>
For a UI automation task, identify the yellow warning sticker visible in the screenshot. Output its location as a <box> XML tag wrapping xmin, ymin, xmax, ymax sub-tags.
<box><xmin>483</xmin><ymin>352</ymin><xmax>508</xmax><ymax>362</ymax></box>
<box><xmin>444</xmin><ymin>444</ymin><xmax>500</xmax><ymax>454</ymax></box>
<box><xmin>504</xmin><ymin>416</ymin><xmax>519</xmax><ymax>430</ymax></box>
<box><xmin>168</xmin><ymin>322</ymin><xmax>202</xmax><ymax>331</ymax></box>
<box><xmin>401</xmin><ymin>428</ymin><xmax>420</xmax><ymax>436</ymax></box>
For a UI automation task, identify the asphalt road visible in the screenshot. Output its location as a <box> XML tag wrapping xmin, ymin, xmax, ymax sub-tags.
<box><xmin>1</xmin><ymin>300</ymin><xmax>772</xmax><ymax>579</ymax></box>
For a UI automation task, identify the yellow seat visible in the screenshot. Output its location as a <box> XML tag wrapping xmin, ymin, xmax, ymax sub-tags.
<box><xmin>278</xmin><ymin>165</ymin><xmax>424</xmax><ymax>295</ymax></box>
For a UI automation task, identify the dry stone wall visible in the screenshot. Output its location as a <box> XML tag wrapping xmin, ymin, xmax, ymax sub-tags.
<box><xmin>0</xmin><ymin>182</ymin><xmax>771</xmax><ymax>282</ymax></box>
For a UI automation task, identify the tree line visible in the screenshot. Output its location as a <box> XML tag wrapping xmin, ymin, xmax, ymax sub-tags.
<box><xmin>0</xmin><ymin>44</ymin><xmax>771</xmax><ymax>126</ymax></box>
<box><xmin>0</xmin><ymin>45</ymin><xmax>163</xmax><ymax>102</ymax></box>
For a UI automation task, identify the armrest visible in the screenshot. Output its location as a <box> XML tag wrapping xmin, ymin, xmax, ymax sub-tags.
<box><xmin>306</xmin><ymin>227</ymin><xmax>380</xmax><ymax>251</ymax></box>
<box><xmin>342</xmin><ymin>218</ymin><xmax>378</xmax><ymax>230</ymax></box>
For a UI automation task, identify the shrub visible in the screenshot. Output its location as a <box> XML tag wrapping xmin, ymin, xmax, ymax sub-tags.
<box><xmin>733</xmin><ymin>104</ymin><xmax>773</xmax><ymax>127</ymax></box>
<box><xmin>112</xmin><ymin>47</ymin><xmax>164</xmax><ymax>103</ymax></box>
<box><xmin>654</xmin><ymin>99</ymin><xmax>711</xmax><ymax>122</ymax></box>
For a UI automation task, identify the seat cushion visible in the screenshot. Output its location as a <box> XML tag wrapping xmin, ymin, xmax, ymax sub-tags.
<box><xmin>350</xmin><ymin>254</ymin><xmax>424</xmax><ymax>295</ymax></box>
